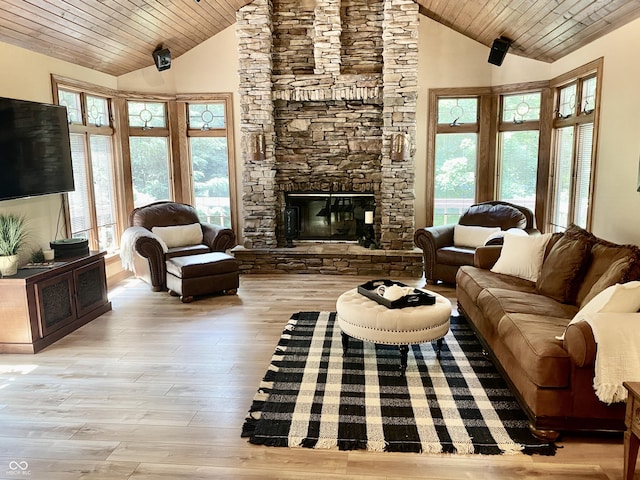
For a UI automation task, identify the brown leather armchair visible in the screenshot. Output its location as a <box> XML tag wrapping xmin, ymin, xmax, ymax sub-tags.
<box><xmin>414</xmin><ymin>200</ymin><xmax>537</xmax><ymax>285</ymax></box>
<box><xmin>120</xmin><ymin>201</ymin><xmax>236</xmax><ymax>291</ymax></box>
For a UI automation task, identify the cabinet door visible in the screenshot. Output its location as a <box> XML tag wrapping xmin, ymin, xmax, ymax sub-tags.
<box><xmin>35</xmin><ymin>272</ymin><xmax>76</xmax><ymax>337</ymax></box>
<box><xmin>74</xmin><ymin>259</ymin><xmax>108</xmax><ymax>319</ymax></box>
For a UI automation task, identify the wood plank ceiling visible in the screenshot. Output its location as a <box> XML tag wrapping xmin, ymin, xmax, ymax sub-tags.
<box><xmin>0</xmin><ymin>0</ymin><xmax>639</xmax><ymax>77</ymax></box>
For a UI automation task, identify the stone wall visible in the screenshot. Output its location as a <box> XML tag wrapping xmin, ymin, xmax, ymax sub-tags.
<box><xmin>237</xmin><ymin>0</ymin><xmax>418</xmax><ymax>251</ymax></box>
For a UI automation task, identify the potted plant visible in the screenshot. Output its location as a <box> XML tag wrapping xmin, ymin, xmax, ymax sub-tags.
<box><xmin>0</xmin><ymin>214</ymin><xmax>28</xmax><ymax>276</ymax></box>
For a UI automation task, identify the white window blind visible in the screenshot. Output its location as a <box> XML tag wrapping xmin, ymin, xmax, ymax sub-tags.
<box><xmin>574</xmin><ymin>123</ymin><xmax>594</xmax><ymax>227</ymax></box>
<box><xmin>67</xmin><ymin>133</ymin><xmax>91</xmax><ymax>236</ymax></box>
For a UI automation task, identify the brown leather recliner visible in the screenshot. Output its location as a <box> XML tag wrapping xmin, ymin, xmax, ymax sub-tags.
<box><xmin>414</xmin><ymin>200</ymin><xmax>537</xmax><ymax>285</ymax></box>
<box><xmin>120</xmin><ymin>201</ymin><xmax>236</xmax><ymax>291</ymax></box>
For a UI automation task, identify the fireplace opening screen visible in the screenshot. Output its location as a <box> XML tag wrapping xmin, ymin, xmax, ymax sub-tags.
<box><xmin>286</xmin><ymin>193</ymin><xmax>375</xmax><ymax>241</ymax></box>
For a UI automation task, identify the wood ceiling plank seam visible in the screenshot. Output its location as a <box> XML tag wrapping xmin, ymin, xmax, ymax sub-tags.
<box><xmin>523</xmin><ymin>0</ymin><xmax>614</xmax><ymax>59</ymax></box>
<box><xmin>50</xmin><ymin>0</ymin><xmax>192</xmax><ymax>60</ymax></box>
<box><xmin>57</xmin><ymin>0</ymin><xmax>187</xmax><ymax>48</ymax></box>
<box><xmin>500</xmin><ymin>0</ymin><xmax>544</xmax><ymax>45</ymax></box>
<box><xmin>187</xmin><ymin>0</ymin><xmax>233</xmax><ymax>30</ymax></box>
<box><xmin>537</xmin><ymin>1</ymin><xmax>640</xmax><ymax>61</ymax></box>
<box><xmin>518</xmin><ymin>0</ymin><xmax>586</xmax><ymax>45</ymax></box>
<box><xmin>448</xmin><ymin>0</ymin><xmax>491</xmax><ymax>32</ymax></box>
<box><xmin>148</xmin><ymin>0</ymin><xmax>220</xmax><ymax>38</ymax></box>
<box><xmin>0</xmin><ymin>4</ymin><xmax>145</xmax><ymax>71</ymax></box>
<box><xmin>52</xmin><ymin>0</ymin><xmax>159</xmax><ymax>65</ymax></box>
<box><xmin>464</xmin><ymin>0</ymin><xmax>511</xmax><ymax>26</ymax></box>
<box><xmin>0</xmin><ymin>21</ymin><xmax>131</xmax><ymax>75</ymax></box>
<box><xmin>544</xmin><ymin>7</ymin><xmax>640</xmax><ymax>61</ymax></box>
<box><xmin>474</xmin><ymin>0</ymin><xmax>531</xmax><ymax>44</ymax></box>
<box><xmin>566</xmin><ymin>0</ymin><xmax>629</xmax><ymax>25</ymax></box>
<box><xmin>207</xmin><ymin>0</ymin><xmax>239</xmax><ymax>18</ymax></box>
<box><xmin>459</xmin><ymin>0</ymin><xmax>508</xmax><ymax>38</ymax></box>
<box><xmin>428</xmin><ymin>0</ymin><xmax>448</xmax><ymax>24</ymax></box>
<box><xmin>102</xmin><ymin>0</ymin><xmax>196</xmax><ymax>52</ymax></box>
<box><xmin>438</xmin><ymin>0</ymin><xmax>469</xmax><ymax>29</ymax></box>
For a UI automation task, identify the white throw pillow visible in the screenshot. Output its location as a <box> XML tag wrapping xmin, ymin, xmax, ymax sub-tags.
<box><xmin>453</xmin><ymin>225</ymin><xmax>501</xmax><ymax>248</ymax></box>
<box><xmin>575</xmin><ymin>281</ymin><xmax>640</xmax><ymax>317</ymax></box>
<box><xmin>557</xmin><ymin>282</ymin><xmax>640</xmax><ymax>341</ymax></box>
<box><xmin>152</xmin><ymin>223</ymin><xmax>203</xmax><ymax>248</ymax></box>
<box><xmin>490</xmin><ymin>232</ymin><xmax>552</xmax><ymax>282</ymax></box>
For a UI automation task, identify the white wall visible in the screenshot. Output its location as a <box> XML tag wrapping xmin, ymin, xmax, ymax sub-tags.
<box><xmin>0</xmin><ymin>43</ymin><xmax>116</xmax><ymax>264</ymax></box>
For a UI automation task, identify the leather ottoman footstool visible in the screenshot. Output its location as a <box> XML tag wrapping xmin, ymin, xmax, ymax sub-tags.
<box><xmin>166</xmin><ymin>252</ymin><xmax>239</xmax><ymax>303</ymax></box>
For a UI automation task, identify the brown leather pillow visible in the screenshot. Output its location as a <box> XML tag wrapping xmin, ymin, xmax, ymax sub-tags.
<box><xmin>580</xmin><ymin>257</ymin><xmax>635</xmax><ymax>307</ymax></box>
<box><xmin>576</xmin><ymin>241</ymin><xmax>640</xmax><ymax>306</ymax></box>
<box><xmin>537</xmin><ymin>235</ymin><xmax>591</xmax><ymax>303</ymax></box>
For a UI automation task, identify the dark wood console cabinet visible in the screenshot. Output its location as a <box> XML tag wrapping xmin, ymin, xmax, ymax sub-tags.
<box><xmin>0</xmin><ymin>251</ymin><xmax>112</xmax><ymax>353</ymax></box>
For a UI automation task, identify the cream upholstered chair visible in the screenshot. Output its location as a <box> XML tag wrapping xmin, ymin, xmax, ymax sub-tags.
<box><xmin>120</xmin><ymin>201</ymin><xmax>236</xmax><ymax>291</ymax></box>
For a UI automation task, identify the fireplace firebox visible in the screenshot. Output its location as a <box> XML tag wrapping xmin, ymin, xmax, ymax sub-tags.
<box><xmin>285</xmin><ymin>193</ymin><xmax>375</xmax><ymax>242</ymax></box>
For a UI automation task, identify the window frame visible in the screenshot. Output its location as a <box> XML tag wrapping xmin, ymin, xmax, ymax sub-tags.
<box><xmin>176</xmin><ymin>93</ymin><xmax>238</xmax><ymax>235</ymax></box>
<box><xmin>548</xmin><ymin>58</ymin><xmax>603</xmax><ymax>232</ymax></box>
<box><xmin>426</xmin><ymin>87</ymin><xmax>492</xmax><ymax>226</ymax></box>
<box><xmin>426</xmin><ymin>81</ymin><xmax>556</xmax><ymax>229</ymax></box>
<box><xmin>51</xmin><ymin>75</ymin><xmax>122</xmax><ymax>253</ymax></box>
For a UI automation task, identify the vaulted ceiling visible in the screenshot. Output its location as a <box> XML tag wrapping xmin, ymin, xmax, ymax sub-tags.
<box><xmin>0</xmin><ymin>0</ymin><xmax>639</xmax><ymax>77</ymax></box>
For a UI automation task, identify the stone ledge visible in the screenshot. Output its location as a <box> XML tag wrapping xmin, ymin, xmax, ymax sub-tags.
<box><xmin>232</xmin><ymin>243</ymin><xmax>423</xmax><ymax>277</ymax></box>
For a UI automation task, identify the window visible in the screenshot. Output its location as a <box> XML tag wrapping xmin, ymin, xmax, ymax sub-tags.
<box><xmin>549</xmin><ymin>60</ymin><xmax>601</xmax><ymax>231</ymax></box>
<box><xmin>431</xmin><ymin>96</ymin><xmax>480</xmax><ymax>225</ymax></box>
<box><xmin>496</xmin><ymin>92</ymin><xmax>541</xmax><ymax>213</ymax></box>
<box><xmin>127</xmin><ymin>101</ymin><xmax>172</xmax><ymax>207</ymax></box>
<box><xmin>185</xmin><ymin>100</ymin><xmax>233</xmax><ymax>227</ymax></box>
<box><xmin>56</xmin><ymin>87</ymin><xmax>118</xmax><ymax>253</ymax></box>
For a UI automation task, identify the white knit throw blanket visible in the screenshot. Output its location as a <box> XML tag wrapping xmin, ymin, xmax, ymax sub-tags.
<box><xmin>119</xmin><ymin>227</ymin><xmax>168</xmax><ymax>272</ymax></box>
<box><xmin>575</xmin><ymin>312</ymin><xmax>640</xmax><ymax>404</ymax></box>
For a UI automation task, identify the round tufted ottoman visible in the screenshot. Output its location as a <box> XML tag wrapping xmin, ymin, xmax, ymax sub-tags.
<box><xmin>336</xmin><ymin>287</ymin><xmax>452</xmax><ymax>374</ymax></box>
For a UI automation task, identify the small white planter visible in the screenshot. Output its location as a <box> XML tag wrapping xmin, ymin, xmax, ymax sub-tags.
<box><xmin>0</xmin><ymin>255</ymin><xmax>18</xmax><ymax>276</ymax></box>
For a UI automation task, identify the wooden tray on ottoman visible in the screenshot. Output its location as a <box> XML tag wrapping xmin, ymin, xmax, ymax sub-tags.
<box><xmin>357</xmin><ymin>279</ymin><xmax>435</xmax><ymax>309</ymax></box>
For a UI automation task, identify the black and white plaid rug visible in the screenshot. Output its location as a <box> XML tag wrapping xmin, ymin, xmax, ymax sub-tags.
<box><xmin>242</xmin><ymin>312</ymin><xmax>556</xmax><ymax>455</ymax></box>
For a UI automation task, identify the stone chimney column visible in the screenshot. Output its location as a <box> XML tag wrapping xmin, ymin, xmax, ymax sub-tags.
<box><xmin>313</xmin><ymin>0</ymin><xmax>342</xmax><ymax>75</ymax></box>
<box><xmin>380</xmin><ymin>0</ymin><xmax>418</xmax><ymax>250</ymax></box>
<box><xmin>237</xmin><ymin>0</ymin><xmax>277</xmax><ymax>248</ymax></box>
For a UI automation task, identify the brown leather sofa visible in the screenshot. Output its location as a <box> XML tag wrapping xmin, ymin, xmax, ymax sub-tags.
<box><xmin>414</xmin><ymin>201</ymin><xmax>537</xmax><ymax>284</ymax></box>
<box><xmin>120</xmin><ymin>201</ymin><xmax>236</xmax><ymax>291</ymax></box>
<box><xmin>456</xmin><ymin>224</ymin><xmax>640</xmax><ymax>439</ymax></box>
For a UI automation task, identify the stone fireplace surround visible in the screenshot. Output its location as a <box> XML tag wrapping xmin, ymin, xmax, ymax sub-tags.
<box><xmin>233</xmin><ymin>0</ymin><xmax>422</xmax><ymax>276</ymax></box>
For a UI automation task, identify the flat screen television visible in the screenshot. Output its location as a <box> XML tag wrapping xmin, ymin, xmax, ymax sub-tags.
<box><xmin>0</xmin><ymin>96</ymin><xmax>74</xmax><ymax>201</ymax></box>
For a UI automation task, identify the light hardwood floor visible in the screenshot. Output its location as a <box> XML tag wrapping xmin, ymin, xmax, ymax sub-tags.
<box><xmin>0</xmin><ymin>273</ymin><xmax>632</xmax><ymax>479</ymax></box>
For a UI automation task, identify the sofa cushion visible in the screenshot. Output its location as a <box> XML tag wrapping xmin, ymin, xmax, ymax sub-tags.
<box><xmin>453</xmin><ymin>225</ymin><xmax>501</xmax><ymax>248</ymax></box>
<box><xmin>536</xmin><ymin>235</ymin><xmax>591</xmax><ymax>303</ymax></box>
<box><xmin>491</xmin><ymin>233</ymin><xmax>552</xmax><ymax>282</ymax></box>
<box><xmin>456</xmin><ymin>266</ymin><xmax>537</xmax><ymax>305</ymax></box>
<box><xmin>497</xmin><ymin>313</ymin><xmax>571</xmax><ymax>388</ymax></box>
<box><xmin>436</xmin><ymin>246</ymin><xmax>475</xmax><ymax>266</ymax></box>
<box><xmin>477</xmin><ymin>288</ymin><xmax>578</xmax><ymax>323</ymax></box>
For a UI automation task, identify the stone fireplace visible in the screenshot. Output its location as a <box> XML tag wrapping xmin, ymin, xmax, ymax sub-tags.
<box><xmin>237</xmin><ymin>0</ymin><xmax>419</xmax><ymax>253</ymax></box>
